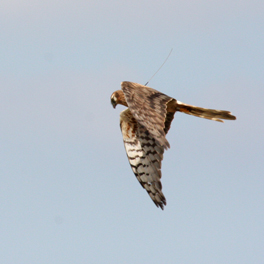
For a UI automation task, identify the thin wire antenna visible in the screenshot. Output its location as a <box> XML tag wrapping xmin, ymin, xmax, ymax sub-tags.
<box><xmin>145</xmin><ymin>48</ymin><xmax>173</xmax><ymax>86</ymax></box>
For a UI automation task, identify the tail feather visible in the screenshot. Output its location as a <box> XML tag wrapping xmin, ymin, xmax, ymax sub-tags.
<box><xmin>176</xmin><ymin>101</ymin><xmax>236</xmax><ymax>122</ymax></box>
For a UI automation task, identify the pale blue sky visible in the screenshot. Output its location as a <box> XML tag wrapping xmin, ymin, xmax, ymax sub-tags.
<box><xmin>1</xmin><ymin>1</ymin><xmax>263</xmax><ymax>263</ymax></box>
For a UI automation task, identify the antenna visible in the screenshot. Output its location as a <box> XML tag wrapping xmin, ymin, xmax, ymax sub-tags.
<box><xmin>145</xmin><ymin>48</ymin><xmax>173</xmax><ymax>86</ymax></box>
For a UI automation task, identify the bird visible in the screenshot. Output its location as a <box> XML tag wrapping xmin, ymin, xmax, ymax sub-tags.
<box><xmin>111</xmin><ymin>81</ymin><xmax>236</xmax><ymax>210</ymax></box>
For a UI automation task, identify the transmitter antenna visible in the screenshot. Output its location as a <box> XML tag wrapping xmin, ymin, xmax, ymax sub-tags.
<box><xmin>145</xmin><ymin>48</ymin><xmax>173</xmax><ymax>86</ymax></box>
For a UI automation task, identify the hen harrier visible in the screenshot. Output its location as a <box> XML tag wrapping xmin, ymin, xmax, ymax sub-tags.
<box><xmin>111</xmin><ymin>81</ymin><xmax>236</xmax><ymax>210</ymax></box>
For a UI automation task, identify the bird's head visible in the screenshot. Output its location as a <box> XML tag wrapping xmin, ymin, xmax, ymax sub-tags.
<box><xmin>110</xmin><ymin>90</ymin><xmax>128</xmax><ymax>108</ymax></box>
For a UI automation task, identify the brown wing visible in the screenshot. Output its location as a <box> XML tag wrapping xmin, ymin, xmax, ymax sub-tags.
<box><xmin>120</xmin><ymin>109</ymin><xmax>166</xmax><ymax>210</ymax></box>
<box><xmin>121</xmin><ymin>81</ymin><xmax>176</xmax><ymax>150</ymax></box>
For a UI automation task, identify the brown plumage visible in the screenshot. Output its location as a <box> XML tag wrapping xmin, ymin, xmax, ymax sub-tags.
<box><xmin>111</xmin><ymin>81</ymin><xmax>236</xmax><ymax>210</ymax></box>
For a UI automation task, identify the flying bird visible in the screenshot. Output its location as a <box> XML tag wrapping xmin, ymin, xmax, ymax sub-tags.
<box><xmin>111</xmin><ymin>81</ymin><xmax>236</xmax><ymax>210</ymax></box>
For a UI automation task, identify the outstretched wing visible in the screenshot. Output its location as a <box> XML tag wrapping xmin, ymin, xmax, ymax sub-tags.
<box><xmin>121</xmin><ymin>81</ymin><xmax>175</xmax><ymax>149</ymax></box>
<box><xmin>120</xmin><ymin>109</ymin><xmax>166</xmax><ymax>210</ymax></box>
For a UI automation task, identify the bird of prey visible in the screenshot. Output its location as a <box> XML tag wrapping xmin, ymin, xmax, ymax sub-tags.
<box><xmin>111</xmin><ymin>81</ymin><xmax>236</xmax><ymax>210</ymax></box>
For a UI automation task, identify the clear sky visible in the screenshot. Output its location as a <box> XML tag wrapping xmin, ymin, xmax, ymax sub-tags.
<box><xmin>1</xmin><ymin>1</ymin><xmax>263</xmax><ymax>263</ymax></box>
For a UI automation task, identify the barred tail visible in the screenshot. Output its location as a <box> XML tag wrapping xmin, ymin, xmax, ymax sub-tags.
<box><xmin>176</xmin><ymin>101</ymin><xmax>236</xmax><ymax>123</ymax></box>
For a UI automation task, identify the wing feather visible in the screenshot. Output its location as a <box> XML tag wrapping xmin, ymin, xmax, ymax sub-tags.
<box><xmin>120</xmin><ymin>109</ymin><xmax>166</xmax><ymax>210</ymax></box>
<box><xmin>121</xmin><ymin>81</ymin><xmax>175</xmax><ymax>149</ymax></box>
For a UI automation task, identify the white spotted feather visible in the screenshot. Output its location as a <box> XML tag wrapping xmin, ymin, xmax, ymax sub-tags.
<box><xmin>120</xmin><ymin>109</ymin><xmax>166</xmax><ymax>209</ymax></box>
